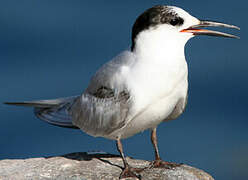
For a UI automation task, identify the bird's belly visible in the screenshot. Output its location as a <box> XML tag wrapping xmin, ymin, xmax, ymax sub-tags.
<box><xmin>110</xmin><ymin>79</ymin><xmax>188</xmax><ymax>139</ymax></box>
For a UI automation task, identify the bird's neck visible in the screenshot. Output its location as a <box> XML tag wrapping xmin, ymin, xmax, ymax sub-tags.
<box><xmin>132</xmin><ymin>29</ymin><xmax>190</xmax><ymax>64</ymax></box>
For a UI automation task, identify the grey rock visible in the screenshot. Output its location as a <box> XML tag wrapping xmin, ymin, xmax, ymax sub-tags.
<box><xmin>0</xmin><ymin>152</ymin><xmax>214</xmax><ymax>180</ymax></box>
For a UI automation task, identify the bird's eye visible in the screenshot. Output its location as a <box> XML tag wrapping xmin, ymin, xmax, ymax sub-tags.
<box><xmin>170</xmin><ymin>18</ymin><xmax>183</xmax><ymax>26</ymax></box>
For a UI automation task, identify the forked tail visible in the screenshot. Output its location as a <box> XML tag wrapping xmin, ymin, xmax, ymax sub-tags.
<box><xmin>4</xmin><ymin>96</ymin><xmax>79</xmax><ymax>129</ymax></box>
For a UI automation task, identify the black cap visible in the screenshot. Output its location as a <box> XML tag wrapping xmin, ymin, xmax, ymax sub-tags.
<box><xmin>131</xmin><ymin>5</ymin><xmax>184</xmax><ymax>51</ymax></box>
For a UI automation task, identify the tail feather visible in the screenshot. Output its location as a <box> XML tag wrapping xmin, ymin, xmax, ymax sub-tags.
<box><xmin>4</xmin><ymin>96</ymin><xmax>76</xmax><ymax>107</ymax></box>
<box><xmin>5</xmin><ymin>96</ymin><xmax>79</xmax><ymax>129</ymax></box>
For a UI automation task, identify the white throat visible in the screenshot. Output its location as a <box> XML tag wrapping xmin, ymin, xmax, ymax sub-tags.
<box><xmin>127</xmin><ymin>24</ymin><xmax>191</xmax><ymax>110</ymax></box>
<box><xmin>133</xmin><ymin>24</ymin><xmax>193</xmax><ymax>63</ymax></box>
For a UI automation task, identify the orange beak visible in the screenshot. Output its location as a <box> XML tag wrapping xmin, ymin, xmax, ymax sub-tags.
<box><xmin>181</xmin><ymin>20</ymin><xmax>240</xmax><ymax>39</ymax></box>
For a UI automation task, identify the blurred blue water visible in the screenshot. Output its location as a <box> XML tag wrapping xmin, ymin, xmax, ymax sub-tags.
<box><xmin>0</xmin><ymin>1</ymin><xmax>247</xmax><ymax>179</ymax></box>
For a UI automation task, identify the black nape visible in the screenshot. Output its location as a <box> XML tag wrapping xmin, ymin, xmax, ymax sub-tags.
<box><xmin>131</xmin><ymin>5</ymin><xmax>184</xmax><ymax>51</ymax></box>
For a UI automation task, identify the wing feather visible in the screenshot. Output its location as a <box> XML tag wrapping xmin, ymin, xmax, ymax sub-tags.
<box><xmin>70</xmin><ymin>50</ymin><xmax>135</xmax><ymax>137</ymax></box>
<box><xmin>71</xmin><ymin>90</ymin><xmax>131</xmax><ymax>137</ymax></box>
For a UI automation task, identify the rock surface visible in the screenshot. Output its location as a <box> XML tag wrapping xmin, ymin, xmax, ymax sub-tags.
<box><xmin>0</xmin><ymin>152</ymin><xmax>214</xmax><ymax>180</ymax></box>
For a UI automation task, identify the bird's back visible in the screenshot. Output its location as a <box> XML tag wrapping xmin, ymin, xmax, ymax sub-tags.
<box><xmin>70</xmin><ymin>50</ymin><xmax>137</xmax><ymax>139</ymax></box>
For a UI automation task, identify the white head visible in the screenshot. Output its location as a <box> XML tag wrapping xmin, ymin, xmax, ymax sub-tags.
<box><xmin>131</xmin><ymin>5</ymin><xmax>239</xmax><ymax>59</ymax></box>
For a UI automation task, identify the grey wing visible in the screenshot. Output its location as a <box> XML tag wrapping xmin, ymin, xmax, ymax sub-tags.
<box><xmin>71</xmin><ymin>87</ymin><xmax>131</xmax><ymax>137</ymax></box>
<box><xmin>86</xmin><ymin>50</ymin><xmax>135</xmax><ymax>93</ymax></box>
<box><xmin>70</xmin><ymin>50</ymin><xmax>135</xmax><ymax>137</ymax></box>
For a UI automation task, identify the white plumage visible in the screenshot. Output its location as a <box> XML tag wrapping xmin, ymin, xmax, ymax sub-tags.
<box><xmin>5</xmin><ymin>5</ymin><xmax>239</xmax><ymax>179</ymax></box>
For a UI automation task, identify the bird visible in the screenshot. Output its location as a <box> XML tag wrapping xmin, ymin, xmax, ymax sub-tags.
<box><xmin>5</xmin><ymin>5</ymin><xmax>239</xmax><ymax>179</ymax></box>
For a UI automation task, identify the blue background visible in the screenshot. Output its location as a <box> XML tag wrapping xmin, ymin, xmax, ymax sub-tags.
<box><xmin>0</xmin><ymin>1</ymin><xmax>247</xmax><ymax>179</ymax></box>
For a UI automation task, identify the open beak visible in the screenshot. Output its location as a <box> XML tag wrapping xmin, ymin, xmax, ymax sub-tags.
<box><xmin>181</xmin><ymin>20</ymin><xmax>240</xmax><ymax>39</ymax></box>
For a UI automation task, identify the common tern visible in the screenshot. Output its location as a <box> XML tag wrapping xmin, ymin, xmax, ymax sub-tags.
<box><xmin>5</xmin><ymin>5</ymin><xmax>239</xmax><ymax>179</ymax></box>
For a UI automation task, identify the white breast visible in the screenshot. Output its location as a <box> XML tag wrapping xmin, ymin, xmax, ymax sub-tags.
<box><xmin>108</xmin><ymin>55</ymin><xmax>188</xmax><ymax>139</ymax></box>
<box><xmin>106</xmin><ymin>24</ymin><xmax>191</xmax><ymax>139</ymax></box>
<box><xmin>122</xmin><ymin>77</ymin><xmax>188</xmax><ymax>139</ymax></box>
